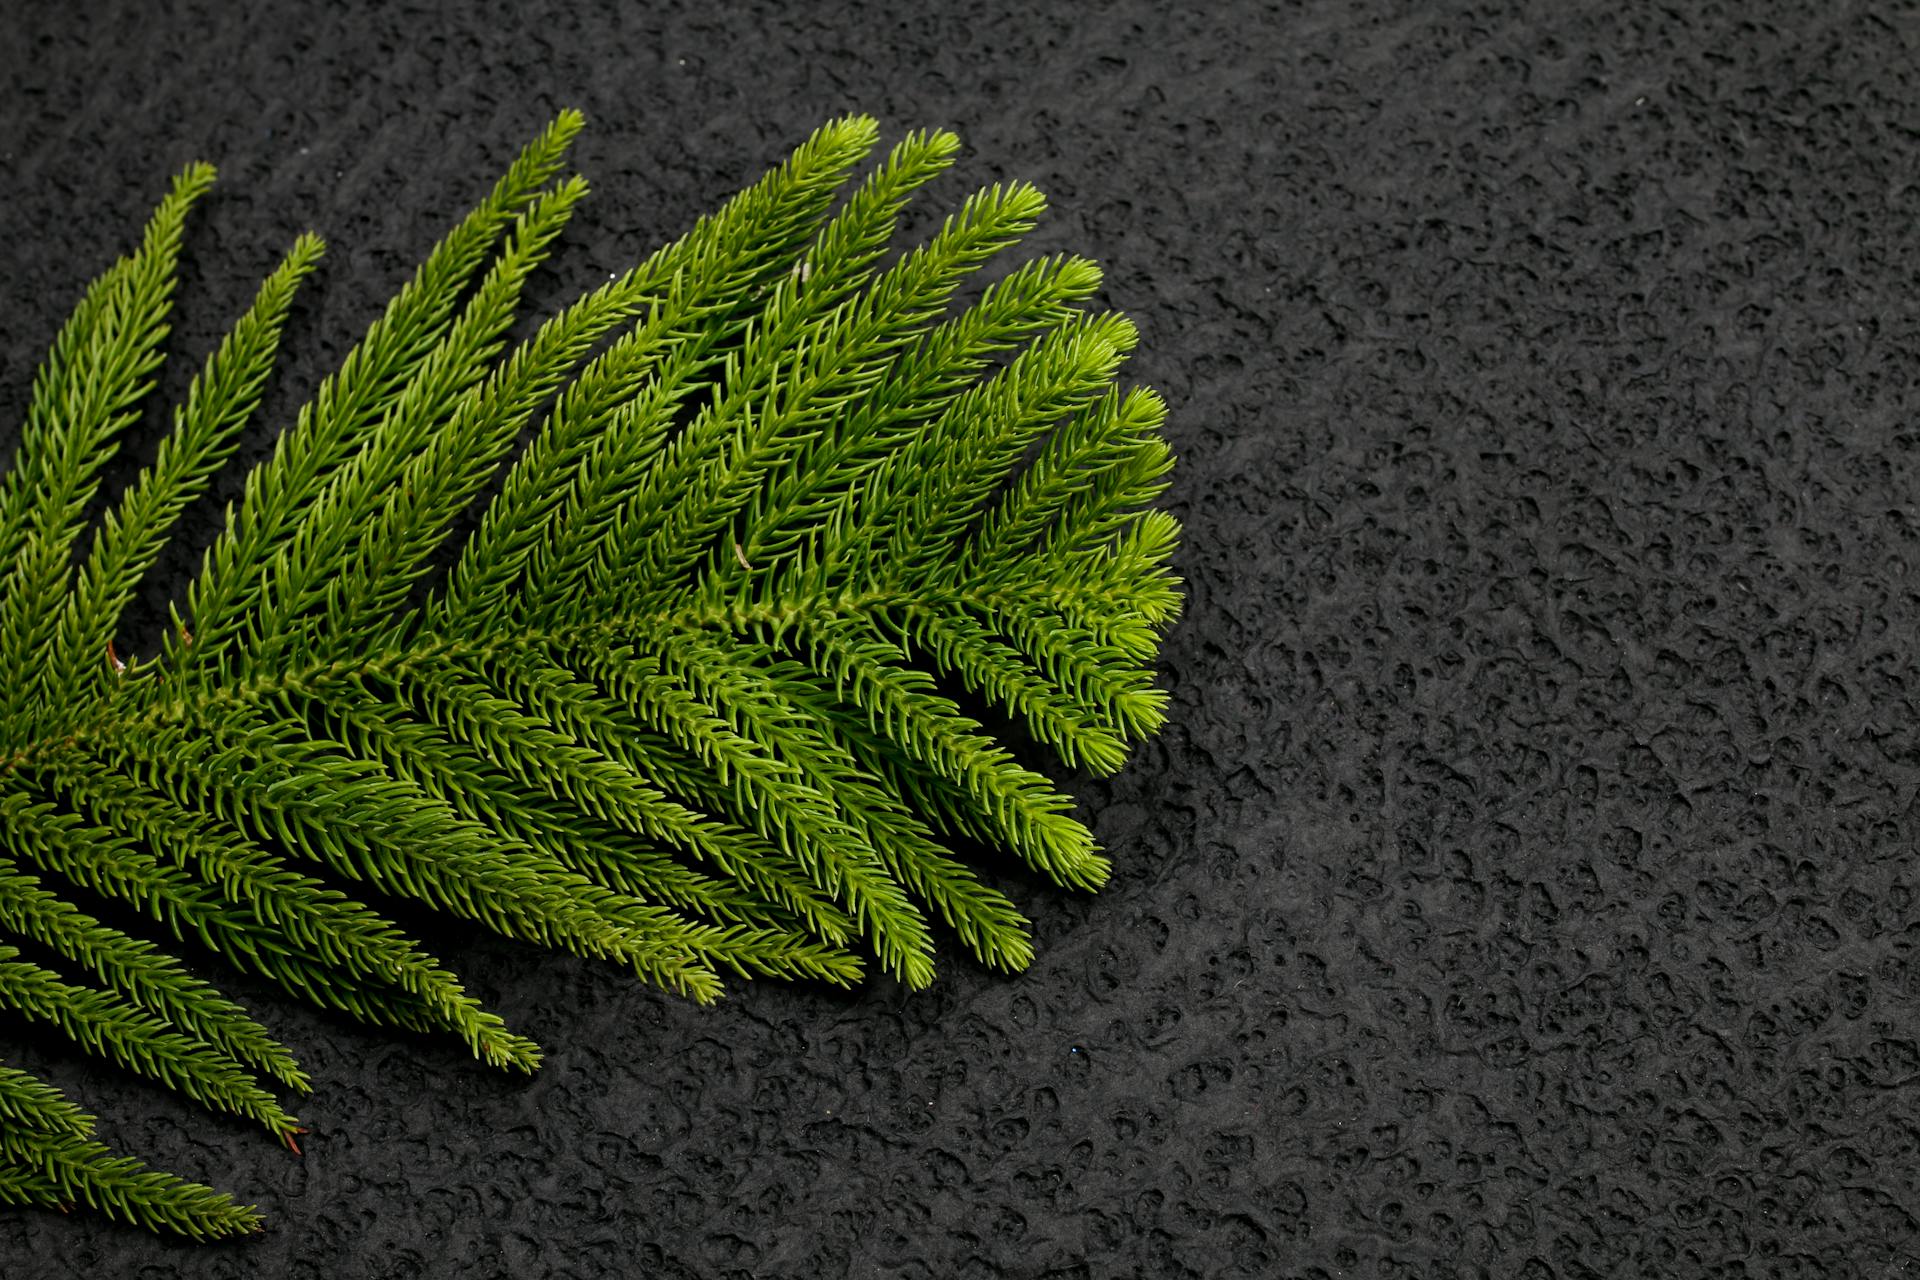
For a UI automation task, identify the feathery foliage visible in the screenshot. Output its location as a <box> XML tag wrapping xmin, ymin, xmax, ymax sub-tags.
<box><xmin>0</xmin><ymin>112</ymin><xmax>1180</xmax><ymax>1239</ymax></box>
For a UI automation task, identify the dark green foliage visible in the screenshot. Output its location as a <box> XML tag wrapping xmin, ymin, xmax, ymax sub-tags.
<box><xmin>0</xmin><ymin>112</ymin><xmax>1179</xmax><ymax>1238</ymax></box>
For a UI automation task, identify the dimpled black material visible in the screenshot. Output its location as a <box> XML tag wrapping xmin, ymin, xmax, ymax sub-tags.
<box><xmin>3</xmin><ymin>1</ymin><xmax>1919</xmax><ymax>1275</ymax></box>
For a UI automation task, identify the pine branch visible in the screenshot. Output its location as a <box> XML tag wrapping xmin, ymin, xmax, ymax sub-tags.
<box><xmin>584</xmin><ymin>637</ymin><xmax>940</xmax><ymax>987</ymax></box>
<box><xmin>0</xmin><ymin>111</ymin><xmax>1179</xmax><ymax>1239</ymax></box>
<box><xmin>0</xmin><ymin>165</ymin><xmax>215</xmax><ymax>727</ymax></box>
<box><xmin>166</xmin><ymin>113</ymin><xmax>587</xmax><ymax>681</ymax></box>
<box><xmin>4</xmin><ymin>780</ymin><xmax>536</xmax><ymax>1070</ymax></box>
<box><xmin>802</xmin><ymin>617</ymin><xmax>1111</xmax><ymax>889</ymax></box>
<box><xmin>0</xmin><ymin>1061</ymin><xmax>94</xmax><ymax>1137</ymax></box>
<box><xmin>0</xmin><ymin>1065</ymin><xmax>260</xmax><ymax>1239</ymax></box>
<box><xmin>0</xmin><ymin>947</ymin><xmax>299</xmax><ymax>1142</ymax></box>
<box><xmin>543</xmin><ymin>129</ymin><xmax>966</xmax><ymax>624</ymax></box>
<box><xmin>0</xmin><ymin>850</ymin><xmax>305</xmax><ymax>1091</ymax></box>
<box><xmin>476</xmin><ymin>646</ymin><xmax>862</xmax><ymax>942</ymax></box>
<box><xmin>436</xmin><ymin>114</ymin><xmax>881</xmax><ymax>632</ymax></box>
<box><xmin>729</xmin><ymin>253</ymin><xmax>1106</xmax><ymax>585</ymax></box>
<box><xmin>37</xmin><ymin>233</ymin><xmax>326</xmax><ymax>714</ymax></box>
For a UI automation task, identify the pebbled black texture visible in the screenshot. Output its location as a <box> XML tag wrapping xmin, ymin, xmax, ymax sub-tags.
<box><xmin>3</xmin><ymin>1</ymin><xmax>1920</xmax><ymax>1275</ymax></box>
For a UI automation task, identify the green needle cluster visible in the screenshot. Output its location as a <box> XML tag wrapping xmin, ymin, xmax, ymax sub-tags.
<box><xmin>0</xmin><ymin>112</ymin><xmax>1180</xmax><ymax>1238</ymax></box>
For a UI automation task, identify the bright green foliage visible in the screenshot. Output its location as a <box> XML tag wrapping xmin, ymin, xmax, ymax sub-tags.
<box><xmin>0</xmin><ymin>112</ymin><xmax>1180</xmax><ymax>1239</ymax></box>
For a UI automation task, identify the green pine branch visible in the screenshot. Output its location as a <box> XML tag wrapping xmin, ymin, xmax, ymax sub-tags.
<box><xmin>0</xmin><ymin>1063</ymin><xmax>261</xmax><ymax>1239</ymax></box>
<box><xmin>0</xmin><ymin>111</ymin><xmax>1181</xmax><ymax>1239</ymax></box>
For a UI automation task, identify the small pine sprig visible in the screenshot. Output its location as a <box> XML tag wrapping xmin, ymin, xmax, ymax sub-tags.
<box><xmin>0</xmin><ymin>1062</ymin><xmax>262</xmax><ymax>1239</ymax></box>
<box><xmin>0</xmin><ymin>110</ymin><xmax>1180</xmax><ymax>1238</ymax></box>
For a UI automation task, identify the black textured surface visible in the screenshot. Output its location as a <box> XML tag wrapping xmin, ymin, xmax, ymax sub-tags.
<box><xmin>3</xmin><ymin>1</ymin><xmax>1920</xmax><ymax>1275</ymax></box>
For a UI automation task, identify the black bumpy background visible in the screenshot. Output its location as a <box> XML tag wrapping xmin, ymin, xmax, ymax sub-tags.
<box><xmin>4</xmin><ymin>1</ymin><xmax>1920</xmax><ymax>1276</ymax></box>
